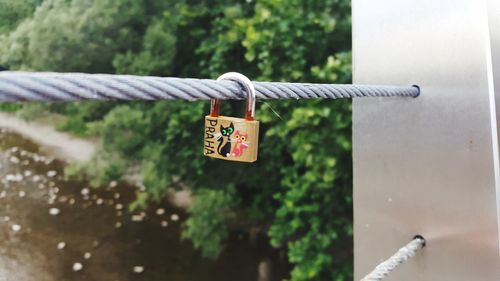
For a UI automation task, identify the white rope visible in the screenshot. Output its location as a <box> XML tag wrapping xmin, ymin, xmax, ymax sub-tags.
<box><xmin>360</xmin><ymin>236</ymin><xmax>425</xmax><ymax>281</ymax></box>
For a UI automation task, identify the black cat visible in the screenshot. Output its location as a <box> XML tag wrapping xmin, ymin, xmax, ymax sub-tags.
<box><xmin>218</xmin><ymin>122</ymin><xmax>234</xmax><ymax>157</ymax></box>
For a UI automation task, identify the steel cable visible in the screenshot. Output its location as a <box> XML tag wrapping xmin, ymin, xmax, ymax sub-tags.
<box><xmin>360</xmin><ymin>236</ymin><xmax>426</xmax><ymax>281</ymax></box>
<box><xmin>0</xmin><ymin>72</ymin><xmax>419</xmax><ymax>102</ymax></box>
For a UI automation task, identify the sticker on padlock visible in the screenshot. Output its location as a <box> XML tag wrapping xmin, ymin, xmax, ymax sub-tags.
<box><xmin>204</xmin><ymin>72</ymin><xmax>259</xmax><ymax>163</ymax></box>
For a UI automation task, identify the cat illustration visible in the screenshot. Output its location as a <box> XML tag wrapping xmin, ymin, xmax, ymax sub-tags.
<box><xmin>217</xmin><ymin>122</ymin><xmax>234</xmax><ymax>157</ymax></box>
<box><xmin>231</xmin><ymin>130</ymin><xmax>249</xmax><ymax>157</ymax></box>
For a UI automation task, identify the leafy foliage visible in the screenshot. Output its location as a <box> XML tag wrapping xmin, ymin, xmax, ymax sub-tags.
<box><xmin>114</xmin><ymin>17</ymin><xmax>177</xmax><ymax>76</ymax></box>
<box><xmin>0</xmin><ymin>0</ymin><xmax>353</xmax><ymax>280</ymax></box>
<box><xmin>0</xmin><ymin>0</ymin><xmax>40</xmax><ymax>34</ymax></box>
<box><xmin>0</xmin><ymin>0</ymin><xmax>148</xmax><ymax>72</ymax></box>
<box><xmin>182</xmin><ymin>187</ymin><xmax>238</xmax><ymax>258</ymax></box>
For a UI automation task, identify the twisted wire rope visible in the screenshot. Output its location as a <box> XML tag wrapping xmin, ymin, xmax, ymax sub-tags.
<box><xmin>0</xmin><ymin>72</ymin><xmax>419</xmax><ymax>102</ymax></box>
<box><xmin>360</xmin><ymin>236</ymin><xmax>426</xmax><ymax>281</ymax></box>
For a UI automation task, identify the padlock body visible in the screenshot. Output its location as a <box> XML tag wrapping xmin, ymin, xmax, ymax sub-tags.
<box><xmin>204</xmin><ymin>115</ymin><xmax>259</xmax><ymax>163</ymax></box>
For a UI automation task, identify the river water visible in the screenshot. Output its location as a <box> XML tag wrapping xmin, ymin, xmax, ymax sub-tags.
<box><xmin>0</xmin><ymin>128</ymin><xmax>289</xmax><ymax>281</ymax></box>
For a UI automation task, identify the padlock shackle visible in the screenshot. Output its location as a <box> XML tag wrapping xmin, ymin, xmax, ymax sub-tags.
<box><xmin>212</xmin><ymin>72</ymin><xmax>256</xmax><ymax>121</ymax></box>
<box><xmin>210</xmin><ymin>98</ymin><xmax>221</xmax><ymax>117</ymax></box>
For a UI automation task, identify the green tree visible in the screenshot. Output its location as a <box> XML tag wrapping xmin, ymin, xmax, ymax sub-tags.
<box><xmin>0</xmin><ymin>0</ymin><xmax>41</xmax><ymax>34</ymax></box>
<box><xmin>0</xmin><ymin>0</ymin><xmax>158</xmax><ymax>72</ymax></box>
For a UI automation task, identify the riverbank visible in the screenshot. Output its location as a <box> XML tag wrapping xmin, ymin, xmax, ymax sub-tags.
<box><xmin>0</xmin><ymin>112</ymin><xmax>193</xmax><ymax>208</ymax></box>
<box><xmin>0</xmin><ymin>112</ymin><xmax>95</xmax><ymax>162</ymax></box>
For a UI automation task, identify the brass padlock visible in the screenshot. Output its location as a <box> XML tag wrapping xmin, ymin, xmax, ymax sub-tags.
<box><xmin>204</xmin><ymin>72</ymin><xmax>259</xmax><ymax>163</ymax></box>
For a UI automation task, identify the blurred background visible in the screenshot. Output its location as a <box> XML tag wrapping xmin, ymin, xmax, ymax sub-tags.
<box><xmin>0</xmin><ymin>0</ymin><xmax>352</xmax><ymax>280</ymax></box>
